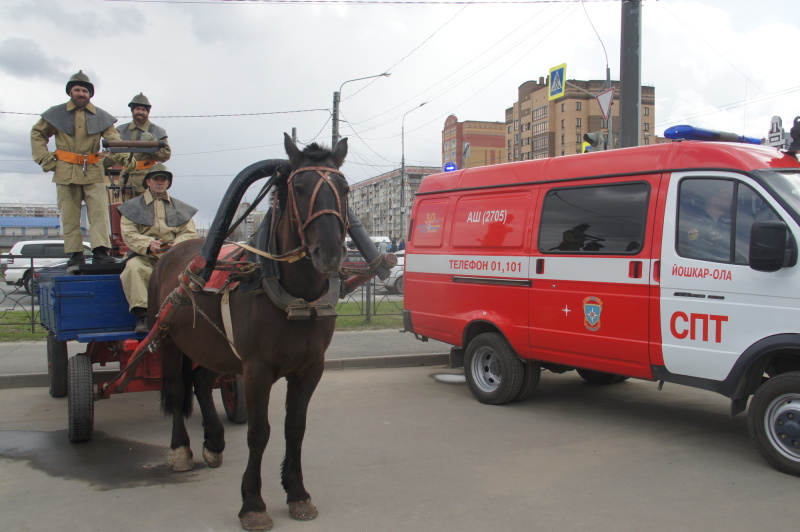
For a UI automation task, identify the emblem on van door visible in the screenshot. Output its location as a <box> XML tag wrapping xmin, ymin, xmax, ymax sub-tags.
<box><xmin>583</xmin><ymin>296</ymin><xmax>603</xmax><ymax>331</ymax></box>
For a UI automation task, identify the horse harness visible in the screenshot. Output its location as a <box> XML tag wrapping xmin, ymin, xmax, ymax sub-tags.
<box><xmin>160</xmin><ymin>164</ymin><xmax>356</xmax><ymax>359</ymax></box>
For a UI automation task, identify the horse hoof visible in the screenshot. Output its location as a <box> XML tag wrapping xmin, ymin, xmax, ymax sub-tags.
<box><xmin>288</xmin><ymin>499</ymin><xmax>318</xmax><ymax>521</ymax></box>
<box><xmin>172</xmin><ymin>445</ymin><xmax>194</xmax><ymax>472</ymax></box>
<box><xmin>240</xmin><ymin>511</ymin><xmax>273</xmax><ymax>531</ymax></box>
<box><xmin>202</xmin><ymin>444</ymin><xmax>223</xmax><ymax>468</ymax></box>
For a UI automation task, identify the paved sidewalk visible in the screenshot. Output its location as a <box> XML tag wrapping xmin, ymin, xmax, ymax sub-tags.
<box><xmin>0</xmin><ymin>329</ymin><xmax>451</xmax><ymax>388</ymax></box>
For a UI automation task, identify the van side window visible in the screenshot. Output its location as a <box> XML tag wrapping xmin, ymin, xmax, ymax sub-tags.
<box><xmin>677</xmin><ymin>178</ymin><xmax>781</xmax><ymax>264</ymax></box>
<box><xmin>538</xmin><ymin>183</ymin><xmax>649</xmax><ymax>254</ymax></box>
<box><xmin>20</xmin><ymin>244</ymin><xmax>44</xmax><ymax>257</ymax></box>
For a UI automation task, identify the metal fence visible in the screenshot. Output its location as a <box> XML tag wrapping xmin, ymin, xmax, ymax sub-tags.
<box><xmin>0</xmin><ymin>264</ymin><xmax>401</xmax><ymax>335</ymax></box>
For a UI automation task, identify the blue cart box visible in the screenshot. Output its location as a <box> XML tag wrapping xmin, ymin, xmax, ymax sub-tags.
<box><xmin>39</xmin><ymin>274</ymin><xmax>136</xmax><ymax>342</ymax></box>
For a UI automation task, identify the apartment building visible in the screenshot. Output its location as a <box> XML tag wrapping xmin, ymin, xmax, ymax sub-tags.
<box><xmin>506</xmin><ymin>76</ymin><xmax>656</xmax><ymax>160</ymax></box>
<box><xmin>350</xmin><ymin>165</ymin><xmax>440</xmax><ymax>241</ymax></box>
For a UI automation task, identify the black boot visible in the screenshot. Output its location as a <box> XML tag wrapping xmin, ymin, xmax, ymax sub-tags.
<box><xmin>66</xmin><ymin>252</ymin><xmax>85</xmax><ymax>272</ymax></box>
<box><xmin>132</xmin><ymin>307</ymin><xmax>149</xmax><ymax>334</ymax></box>
<box><xmin>92</xmin><ymin>246</ymin><xmax>117</xmax><ymax>264</ymax></box>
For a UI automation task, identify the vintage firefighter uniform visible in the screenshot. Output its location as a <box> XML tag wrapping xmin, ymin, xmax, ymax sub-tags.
<box><xmin>118</xmin><ymin>165</ymin><xmax>197</xmax><ymax>332</ymax></box>
<box><xmin>114</xmin><ymin>93</ymin><xmax>171</xmax><ymax>196</ymax></box>
<box><xmin>30</xmin><ymin>70</ymin><xmax>121</xmax><ymax>263</ymax></box>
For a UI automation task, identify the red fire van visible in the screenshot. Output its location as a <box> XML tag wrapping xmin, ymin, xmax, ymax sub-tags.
<box><xmin>403</xmin><ymin>138</ymin><xmax>800</xmax><ymax>476</ymax></box>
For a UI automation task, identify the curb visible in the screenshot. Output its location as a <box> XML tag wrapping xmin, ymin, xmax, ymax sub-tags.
<box><xmin>0</xmin><ymin>353</ymin><xmax>450</xmax><ymax>390</ymax></box>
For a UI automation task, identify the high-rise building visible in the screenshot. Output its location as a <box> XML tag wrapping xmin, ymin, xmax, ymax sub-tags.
<box><xmin>350</xmin><ymin>165</ymin><xmax>440</xmax><ymax>241</ymax></box>
<box><xmin>441</xmin><ymin>115</ymin><xmax>506</xmax><ymax>169</ymax></box>
<box><xmin>505</xmin><ymin>76</ymin><xmax>656</xmax><ymax>160</ymax></box>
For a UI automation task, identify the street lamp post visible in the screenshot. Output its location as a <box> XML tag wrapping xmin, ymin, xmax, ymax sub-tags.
<box><xmin>400</xmin><ymin>101</ymin><xmax>427</xmax><ymax>239</ymax></box>
<box><xmin>331</xmin><ymin>72</ymin><xmax>391</xmax><ymax>147</ymax></box>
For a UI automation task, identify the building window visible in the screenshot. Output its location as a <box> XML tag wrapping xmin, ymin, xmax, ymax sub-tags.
<box><xmin>576</xmin><ymin>118</ymin><xmax>582</xmax><ymax>128</ymax></box>
<box><xmin>576</xmin><ymin>102</ymin><xmax>582</xmax><ymax>111</ymax></box>
<box><xmin>576</xmin><ymin>134</ymin><xmax>582</xmax><ymax>144</ymax></box>
<box><xmin>644</xmin><ymin>107</ymin><xmax>650</xmax><ymax>116</ymax></box>
<box><xmin>561</xmin><ymin>103</ymin><xmax>565</xmax><ymax>112</ymax></box>
<box><xmin>644</xmin><ymin>123</ymin><xmax>650</xmax><ymax>132</ymax></box>
<box><xmin>514</xmin><ymin>120</ymin><xmax>519</xmax><ymax>130</ymax></box>
<box><xmin>561</xmin><ymin>119</ymin><xmax>565</xmax><ymax>129</ymax></box>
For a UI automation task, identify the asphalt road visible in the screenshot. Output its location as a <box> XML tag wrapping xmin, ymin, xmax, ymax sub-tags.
<box><xmin>1</xmin><ymin>367</ymin><xmax>798</xmax><ymax>532</ymax></box>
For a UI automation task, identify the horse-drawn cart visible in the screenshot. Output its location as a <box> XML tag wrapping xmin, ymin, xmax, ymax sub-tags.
<box><xmin>38</xmin><ymin>269</ymin><xmax>247</xmax><ymax>442</ymax></box>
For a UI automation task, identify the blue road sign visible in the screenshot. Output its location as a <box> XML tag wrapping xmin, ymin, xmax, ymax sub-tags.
<box><xmin>443</xmin><ymin>162</ymin><xmax>457</xmax><ymax>172</ymax></box>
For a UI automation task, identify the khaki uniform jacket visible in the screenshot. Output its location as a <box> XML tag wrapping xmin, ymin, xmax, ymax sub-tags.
<box><xmin>31</xmin><ymin>101</ymin><xmax>121</xmax><ymax>185</ymax></box>
<box><xmin>120</xmin><ymin>190</ymin><xmax>197</xmax><ymax>255</ymax></box>
<box><xmin>116</xmin><ymin>119</ymin><xmax>172</xmax><ymax>194</ymax></box>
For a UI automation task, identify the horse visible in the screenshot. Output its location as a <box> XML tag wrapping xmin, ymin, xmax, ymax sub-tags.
<box><xmin>151</xmin><ymin>133</ymin><xmax>349</xmax><ymax>531</ymax></box>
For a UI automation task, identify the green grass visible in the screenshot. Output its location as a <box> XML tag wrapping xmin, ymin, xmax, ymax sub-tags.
<box><xmin>0</xmin><ymin>311</ymin><xmax>46</xmax><ymax>342</ymax></box>
<box><xmin>0</xmin><ymin>302</ymin><xmax>402</xmax><ymax>342</ymax></box>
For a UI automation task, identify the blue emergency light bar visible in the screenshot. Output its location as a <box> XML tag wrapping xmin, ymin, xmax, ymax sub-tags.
<box><xmin>664</xmin><ymin>125</ymin><xmax>762</xmax><ymax>145</ymax></box>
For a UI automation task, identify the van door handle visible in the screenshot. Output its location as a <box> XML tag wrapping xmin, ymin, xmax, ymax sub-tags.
<box><xmin>536</xmin><ymin>258</ymin><xmax>545</xmax><ymax>274</ymax></box>
<box><xmin>629</xmin><ymin>261</ymin><xmax>642</xmax><ymax>279</ymax></box>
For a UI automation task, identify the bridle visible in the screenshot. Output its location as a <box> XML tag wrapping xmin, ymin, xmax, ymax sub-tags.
<box><xmin>268</xmin><ymin>165</ymin><xmax>348</xmax><ymax>261</ymax></box>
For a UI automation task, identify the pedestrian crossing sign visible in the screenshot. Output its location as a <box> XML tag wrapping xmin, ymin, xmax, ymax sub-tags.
<box><xmin>548</xmin><ymin>63</ymin><xmax>567</xmax><ymax>101</ymax></box>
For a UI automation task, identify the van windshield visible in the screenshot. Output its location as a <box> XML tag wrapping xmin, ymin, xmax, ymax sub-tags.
<box><xmin>759</xmin><ymin>170</ymin><xmax>800</xmax><ymax>225</ymax></box>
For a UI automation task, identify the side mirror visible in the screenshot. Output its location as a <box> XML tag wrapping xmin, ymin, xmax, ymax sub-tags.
<box><xmin>750</xmin><ymin>221</ymin><xmax>790</xmax><ymax>272</ymax></box>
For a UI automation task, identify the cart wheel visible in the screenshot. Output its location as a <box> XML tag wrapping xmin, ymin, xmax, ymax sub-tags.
<box><xmin>68</xmin><ymin>355</ymin><xmax>94</xmax><ymax>442</ymax></box>
<box><xmin>220</xmin><ymin>374</ymin><xmax>247</xmax><ymax>424</ymax></box>
<box><xmin>47</xmin><ymin>331</ymin><xmax>68</xmax><ymax>398</ymax></box>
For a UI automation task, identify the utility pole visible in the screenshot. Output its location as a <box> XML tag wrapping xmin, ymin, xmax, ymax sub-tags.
<box><xmin>619</xmin><ymin>0</ymin><xmax>642</xmax><ymax>148</ymax></box>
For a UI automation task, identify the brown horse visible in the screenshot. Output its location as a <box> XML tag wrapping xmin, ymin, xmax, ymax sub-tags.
<box><xmin>151</xmin><ymin>133</ymin><xmax>349</xmax><ymax>530</ymax></box>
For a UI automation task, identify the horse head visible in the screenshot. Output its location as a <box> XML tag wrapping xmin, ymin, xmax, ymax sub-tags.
<box><xmin>281</xmin><ymin>132</ymin><xmax>349</xmax><ymax>274</ymax></box>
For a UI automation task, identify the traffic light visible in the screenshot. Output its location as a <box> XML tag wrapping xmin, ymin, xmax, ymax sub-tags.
<box><xmin>583</xmin><ymin>131</ymin><xmax>606</xmax><ymax>152</ymax></box>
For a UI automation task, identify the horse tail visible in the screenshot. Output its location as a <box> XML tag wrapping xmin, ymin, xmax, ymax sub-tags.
<box><xmin>160</xmin><ymin>354</ymin><xmax>194</xmax><ymax>419</ymax></box>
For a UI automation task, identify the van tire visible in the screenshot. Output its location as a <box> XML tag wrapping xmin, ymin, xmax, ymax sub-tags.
<box><xmin>748</xmin><ymin>372</ymin><xmax>800</xmax><ymax>476</ymax></box>
<box><xmin>577</xmin><ymin>368</ymin><xmax>626</xmax><ymax>385</ymax></box>
<box><xmin>513</xmin><ymin>360</ymin><xmax>541</xmax><ymax>402</ymax></box>
<box><xmin>464</xmin><ymin>332</ymin><xmax>524</xmax><ymax>405</ymax></box>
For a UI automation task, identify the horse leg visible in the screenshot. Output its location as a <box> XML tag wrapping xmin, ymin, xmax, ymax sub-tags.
<box><xmin>282</xmin><ymin>362</ymin><xmax>324</xmax><ymax>521</ymax></box>
<box><xmin>193</xmin><ymin>366</ymin><xmax>225</xmax><ymax>468</ymax></box>
<box><xmin>160</xmin><ymin>341</ymin><xmax>195</xmax><ymax>472</ymax></box>
<box><xmin>238</xmin><ymin>364</ymin><xmax>274</xmax><ymax>531</ymax></box>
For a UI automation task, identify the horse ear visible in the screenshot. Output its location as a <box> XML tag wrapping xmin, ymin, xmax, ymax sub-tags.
<box><xmin>284</xmin><ymin>132</ymin><xmax>302</xmax><ymax>166</ymax></box>
<box><xmin>331</xmin><ymin>137</ymin><xmax>348</xmax><ymax>168</ymax></box>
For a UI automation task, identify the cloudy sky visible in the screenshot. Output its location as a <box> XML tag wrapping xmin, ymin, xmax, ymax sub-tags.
<box><xmin>1</xmin><ymin>0</ymin><xmax>798</xmax><ymax>226</ymax></box>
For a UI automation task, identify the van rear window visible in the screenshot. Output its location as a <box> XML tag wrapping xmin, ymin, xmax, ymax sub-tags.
<box><xmin>538</xmin><ymin>182</ymin><xmax>648</xmax><ymax>254</ymax></box>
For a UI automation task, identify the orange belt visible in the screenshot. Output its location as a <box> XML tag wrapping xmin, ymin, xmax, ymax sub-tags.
<box><xmin>55</xmin><ymin>149</ymin><xmax>102</xmax><ymax>165</ymax></box>
<box><xmin>136</xmin><ymin>160</ymin><xmax>157</xmax><ymax>171</ymax></box>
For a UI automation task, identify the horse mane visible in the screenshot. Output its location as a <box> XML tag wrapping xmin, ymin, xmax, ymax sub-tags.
<box><xmin>301</xmin><ymin>142</ymin><xmax>333</xmax><ymax>162</ymax></box>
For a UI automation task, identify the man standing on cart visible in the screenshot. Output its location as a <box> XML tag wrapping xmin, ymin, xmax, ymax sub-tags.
<box><xmin>31</xmin><ymin>70</ymin><xmax>126</xmax><ymax>267</ymax></box>
<box><xmin>118</xmin><ymin>164</ymin><xmax>197</xmax><ymax>333</ymax></box>
<box><xmin>112</xmin><ymin>93</ymin><xmax>171</xmax><ymax>196</ymax></box>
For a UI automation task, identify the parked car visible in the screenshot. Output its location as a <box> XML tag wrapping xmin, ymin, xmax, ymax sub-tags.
<box><xmin>380</xmin><ymin>250</ymin><xmax>404</xmax><ymax>295</ymax></box>
<box><xmin>1</xmin><ymin>240</ymin><xmax>90</xmax><ymax>294</ymax></box>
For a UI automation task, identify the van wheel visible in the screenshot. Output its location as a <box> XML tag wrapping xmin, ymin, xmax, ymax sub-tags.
<box><xmin>577</xmin><ymin>368</ymin><xmax>626</xmax><ymax>385</ymax></box>
<box><xmin>464</xmin><ymin>332</ymin><xmax>524</xmax><ymax>405</ymax></box>
<box><xmin>748</xmin><ymin>372</ymin><xmax>800</xmax><ymax>476</ymax></box>
<box><xmin>513</xmin><ymin>360</ymin><xmax>541</xmax><ymax>402</ymax></box>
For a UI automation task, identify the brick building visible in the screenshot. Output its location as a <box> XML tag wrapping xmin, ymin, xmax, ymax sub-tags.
<box><xmin>441</xmin><ymin>115</ymin><xmax>506</xmax><ymax>169</ymax></box>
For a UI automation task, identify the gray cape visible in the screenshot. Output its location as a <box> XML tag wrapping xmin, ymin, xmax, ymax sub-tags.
<box><xmin>117</xmin><ymin>194</ymin><xmax>197</xmax><ymax>228</ymax></box>
<box><xmin>40</xmin><ymin>103</ymin><xmax>117</xmax><ymax>136</ymax></box>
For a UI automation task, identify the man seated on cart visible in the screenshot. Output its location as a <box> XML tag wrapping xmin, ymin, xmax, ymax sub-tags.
<box><xmin>118</xmin><ymin>164</ymin><xmax>197</xmax><ymax>333</ymax></box>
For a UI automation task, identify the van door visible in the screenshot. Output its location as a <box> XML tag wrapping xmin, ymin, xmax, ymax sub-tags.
<box><xmin>528</xmin><ymin>176</ymin><xmax>660</xmax><ymax>378</ymax></box>
<box><xmin>658</xmin><ymin>172</ymin><xmax>797</xmax><ymax>383</ymax></box>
